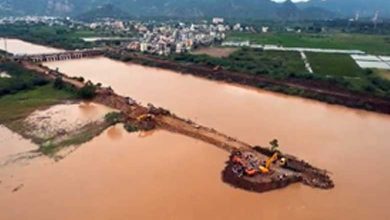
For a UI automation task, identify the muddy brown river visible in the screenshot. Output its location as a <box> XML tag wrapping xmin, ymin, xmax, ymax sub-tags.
<box><xmin>1</xmin><ymin>41</ymin><xmax>390</xmax><ymax>219</ymax></box>
<box><xmin>0</xmin><ymin>39</ymin><xmax>64</xmax><ymax>55</ymax></box>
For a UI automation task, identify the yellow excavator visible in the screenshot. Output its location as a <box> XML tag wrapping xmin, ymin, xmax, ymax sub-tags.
<box><xmin>137</xmin><ymin>114</ymin><xmax>155</xmax><ymax>122</ymax></box>
<box><xmin>258</xmin><ymin>152</ymin><xmax>279</xmax><ymax>174</ymax></box>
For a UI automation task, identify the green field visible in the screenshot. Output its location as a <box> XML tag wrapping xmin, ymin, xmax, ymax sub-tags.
<box><xmin>229</xmin><ymin>49</ymin><xmax>307</xmax><ymax>74</ymax></box>
<box><xmin>227</xmin><ymin>32</ymin><xmax>390</xmax><ymax>55</ymax></box>
<box><xmin>171</xmin><ymin>48</ymin><xmax>307</xmax><ymax>76</ymax></box>
<box><xmin>306</xmin><ymin>53</ymin><xmax>364</xmax><ymax>77</ymax></box>
<box><xmin>0</xmin><ymin>84</ymin><xmax>75</xmax><ymax>124</ymax></box>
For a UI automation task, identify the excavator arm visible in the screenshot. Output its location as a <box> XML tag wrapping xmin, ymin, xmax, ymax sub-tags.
<box><xmin>259</xmin><ymin>152</ymin><xmax>278</xmax><ymax>174</ymax></box>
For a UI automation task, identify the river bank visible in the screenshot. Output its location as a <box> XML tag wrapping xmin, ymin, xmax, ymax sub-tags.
<box><xmin>105</xmin><ymin>51</ymin><xmax>390</xmax><ymax>114</ymax></box>
<box><xmin>18</xmin><ymin>59</ymin><xmax>334</xmax><ymax>192</ymax></box>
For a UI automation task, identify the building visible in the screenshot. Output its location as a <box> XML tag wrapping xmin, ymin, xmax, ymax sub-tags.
<box><xmin>212</xmin><ymin>17</ymin><xmax>224</xmax><ymax>24</ymax></box>
<box><xmin>140</xmin><ymin>43</ymin><xmax>149</xmax><ymax>52</ymax></box>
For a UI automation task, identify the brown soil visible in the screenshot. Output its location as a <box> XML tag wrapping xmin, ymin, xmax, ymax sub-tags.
<box><xmin>192</xmin><ymin>47</ymin><xmax>238</xmax><ymax>58</ymax></box>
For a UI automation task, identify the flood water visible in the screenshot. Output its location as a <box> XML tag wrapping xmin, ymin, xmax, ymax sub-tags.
<box><xmin>0</xmin><ymin>125</ymin><xmax>37</xmax><ymax>159</ymax></box>
<box><xmin>0</xmin><ymin>38</ymin><xmax>64</xmax><ymax>55</ymax></box>
<box><xmin>1</xmin><ymin>41</ymin><xmax>390</xmax><ymax>219</ymax></box>
<box><xmin>43</xmin><ymin>57</ymin><xmax>390</xmax><ymax>220</ymax></box>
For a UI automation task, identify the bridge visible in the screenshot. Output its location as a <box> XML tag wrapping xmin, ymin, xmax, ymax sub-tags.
<box><xmin>13</xmin><ymin>49</ymin><xmax>105</xmax><ymax>62</ymax></box>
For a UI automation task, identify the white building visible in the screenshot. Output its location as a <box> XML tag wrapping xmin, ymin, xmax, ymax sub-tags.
<box><xmin>140</xmin><ymin>43</ymin><xmax>149</xmax><ymax>52</ymax></box>
<box><xmin>212</xmin><ymin>17</ymin><xmax>224</xmax><ymax>24</ymax></box>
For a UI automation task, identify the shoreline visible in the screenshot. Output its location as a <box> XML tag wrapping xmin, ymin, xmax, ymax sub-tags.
<box><xmin>105</xmin><ymin>51</ymin><xmax>390</xmax><ymax>114</ymax></box>
<box><xmin>18</xmin><ymin>60</ymin><xmax>334</xmax><ymax>193</ymax></box>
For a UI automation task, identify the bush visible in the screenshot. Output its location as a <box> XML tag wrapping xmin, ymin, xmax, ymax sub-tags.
<box><xmin>368</xmin><ymin>76</ymin><xmax>390</xmax><ymax>92</ymax></box>
<box><xmin>364</xmin><ymin>68</ymin><xmax>374</xmax><ymax>75</ymax></box>
<box><xmin>0</xmin><ymin>62</ymin><xmax>50</xmax><ymax>96</ymax></box>
<box><xmin>77</xmin><ymin>82</ymin><xmax>97</xmax><ymax>99</ymax></box>
<box><xmin>53</xmin><ymin>77</ymin><xmax>65</xmax><ymax>89</ymax></box>
<box><xmin>104</xmin><ymin>112</ymin><xmax>123</xmax><ymax>125</ymax></box>
<box><xmin>124</xmin><ymin>123</ymin><xmax>138</xmax><ymax>132</ymax></box>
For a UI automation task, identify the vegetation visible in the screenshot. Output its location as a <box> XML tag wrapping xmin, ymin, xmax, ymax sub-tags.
<box><xmin>104</xmin><ymin>112</ymin><xmax>139</xmax><ymax>133</ymax></box>
<box><xmin>227</xmin><ymin>32</ymin><xmax>390</xmax><ymax>55</ymax></box>
<box><xmin>124</xmin><ymin>123</ymin><xmax>139</xmax><ymax>132</ymax></box>
<box><xmin>0</xmin><ymin>81</ymin><xmax>110</xmax><ymax>156</ymax></box>
<box><xmin>0</xmin><ymin>84</ymin><xmax>75</xmax><ymax>125</ymax></box>
<box><xmin>0</xmin><ymin>62</ymin><xmax>49</xmax><ymax>96</ymax></box>
<box><xmin>306</xmin><ymin>53</ymin><xmax>364</xmax><ymax>77</ymax></box>
<box><xmin>170</xmin><ymin>47</ymin><xmax>307</xmax><ymax>76</ymax></box>
<box><xmin>0</xmin><ymin>24</ymin><xmax>94</xmax><ymax>50</ymax></box>
<box><xmin>104</xmin><ymin>112</ymin><xmax>123</xmax><ymax>125</ymax></box>
<box><xmin>77</xmin><ymin>81</ymin><xmax>97</xmax><ymax>99</ymax></box>
<box><xmin>53</xmin><ymin>76</ymin><xmax>66</xmax><ymax>90</ymax></box>
<box><xmin>165</xmin><ymin>48</ymin><xmax>390</xmax><ymax>98</ymax></box>
<box><xmin>0</xmin><ymin>62</ymin><xmax>115</xmax><ymax>156</ymax></box>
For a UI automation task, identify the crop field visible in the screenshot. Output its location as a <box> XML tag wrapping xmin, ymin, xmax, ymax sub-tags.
<box><xmin>306</xmin><ymin>53</ymin><xmax>364</xmax><ymax>77</ymax></box>
<box><xmin>227</xmin><ymin>32</ymin><xmax>390</xmax><ymax>55</ymax></box>
<box><xmin>172</xmin><ymin>48</ymin><xmax>307</xmax><ymax>75</ymax></box>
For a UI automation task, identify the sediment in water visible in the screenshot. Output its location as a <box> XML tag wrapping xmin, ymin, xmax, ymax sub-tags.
<box><xmin>20</xmin><ymin>60</ymin><xmax>335</xmax><ymax>193</ymax></box>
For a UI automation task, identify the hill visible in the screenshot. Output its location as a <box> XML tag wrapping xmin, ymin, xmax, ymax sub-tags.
<box><xmin>297</xmin><ymin>0</ymin><xmax>390</xmax><ymax>18</ymax></box>
<box><xmin>1</xmin><ymin>0</ymin><xmax>384</xmax><ymax>20</ymax></box>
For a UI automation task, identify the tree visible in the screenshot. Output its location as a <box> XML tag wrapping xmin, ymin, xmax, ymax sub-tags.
<box><xmin>78</xmin><ymin>81</ymin><xmax>97</xmax><ymax>99</ymax></box>
<box><xmin>53</xmin><ymin>76</ymin><xmax>64</xmax><ymax>89</ymax></box>
<box><xmin>270</xmin><ymin>139</ymin><xmax>279</xmax><ymax>152</ymax></box>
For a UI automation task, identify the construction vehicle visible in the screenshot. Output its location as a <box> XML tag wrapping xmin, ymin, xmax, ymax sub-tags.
<box><xmin>137</xmin><ymin>114</ymin><xmax>155</xmax><ymax>122</ymax></box>
<box><xmin>258</xmin><ymin>152</ymin><xmax>278</xmax><ymax>174</ymax></box>
<box><xmin>231</xmin><ymin>150</ymin><xmax>286</xmax><ymax>177</ymax></box>
<box><xmin>136</xmin><ymin>114</ymin><xmax>156</xmax><ymax>131</ymax></box>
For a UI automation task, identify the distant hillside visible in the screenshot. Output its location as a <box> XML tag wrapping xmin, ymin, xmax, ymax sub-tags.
<box><xmin>297</xmin><ymin>0</ymin><xmax>390</xmax><ymax>18</ymax></box>
<box><xmin>76</xmin><ymin>4</ymin><xmax>131</xmax><ymax>21</ymax></box>
<box><xmin>0</xmin><ymin>0</ymin><xmax>380</xmax><ymax>20</ymax></box>
<box><xmin>75</xmin><ymin>0</ymin><xmax>335</xmax><ymax>20</ymax></box>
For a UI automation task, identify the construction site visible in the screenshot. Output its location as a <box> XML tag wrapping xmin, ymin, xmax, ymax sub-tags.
<box><xmin>20</xmin><ymin>60</ymin><xmax>334</xmax><ymax>193</ymax></box>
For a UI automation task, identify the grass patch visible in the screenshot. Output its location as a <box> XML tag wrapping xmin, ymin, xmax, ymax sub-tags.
<box><xmin>227</xmin><ymin>32</ymin><xmax>390</xmax><ymax>55</ymax></box>
<box><xmin>306</xmin><ymin>53</ymin><xmax>364</xmax><ymax>77</ymax></box>
<box><xmin>0</xmin><ymin>84</ymin><xmax>75</xmax><ymax>124</ymax></box>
